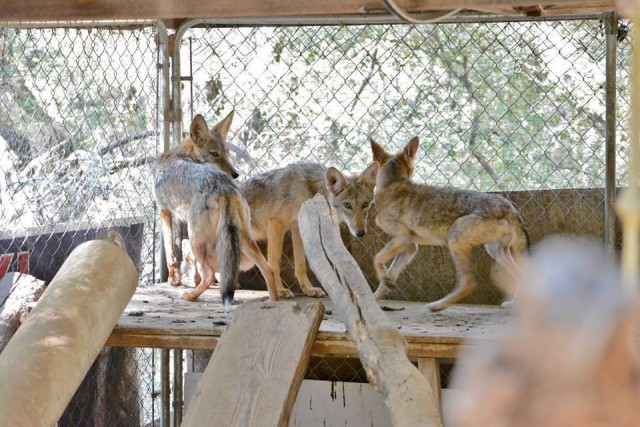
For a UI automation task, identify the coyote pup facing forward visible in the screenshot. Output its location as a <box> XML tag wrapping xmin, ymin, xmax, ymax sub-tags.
<box><xmin>370</xmin><ymin>137</ymin><xmax>529</xmax><ymax>312</ymax></box>
<box><xmin>241</xmin><ymin>162</ymin><xmax>378</xmax><ymax>298</ymax></box>
<box><xmin>154</xmin><ymin>112</ymin><xmax>277</xmax><ymax>305</ymax></box>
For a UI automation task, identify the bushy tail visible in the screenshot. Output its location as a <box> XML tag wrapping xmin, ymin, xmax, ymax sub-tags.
<box><xmin>215</xmin><ymin>196</ymin><xmax>242</xmax><ymax>308</ymax></box>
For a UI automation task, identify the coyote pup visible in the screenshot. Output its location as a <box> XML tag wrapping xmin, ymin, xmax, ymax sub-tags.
<box><xmin>370</xmin><ymin>137</ymin><xmax>529</xmax><ymax>311</ymax></box>
<box><xmin>153</xmin><ymin>112</ymin><xmax>277</xmax><ymax>305</ymax></box>
<box><xmin>240</xmin><ymin>162</ymin><xmax>378</xmax><ymax>298</ymax></box>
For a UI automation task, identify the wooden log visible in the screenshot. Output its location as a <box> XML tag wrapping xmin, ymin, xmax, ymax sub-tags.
<box><xmin>0</xmin><ymin>0</ymin><xmax>616</xmax><ymax>22</ymax></box>
<box><xmin>298</xmin><ymin>194</ymin><xmax>442</xmax><ymax>427</ymax></box>
<box><xmin>181</xmin><ymin>300</ymin><xmax>324</xmax><ymax>427</ymax></box>
<box><xmin>0</xmin><ymin>240</ymin><xmax>138</xmax><ymax>427</ymax></box>
<box><xmin>0</xmin><ymin>272</ymin><xmax>47</xmax><ymax>353</ymax></box>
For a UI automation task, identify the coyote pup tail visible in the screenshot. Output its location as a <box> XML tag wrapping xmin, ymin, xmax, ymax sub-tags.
<box><xmin>216</xmin><ymin>196</ymin><xmax>242</xmax><ymax>308</ymax></box>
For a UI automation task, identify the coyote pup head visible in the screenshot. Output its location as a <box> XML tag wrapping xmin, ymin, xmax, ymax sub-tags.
<box><xmin>370</xmin><ymin>136</ymin><xmax>419</xmax><ymax>184</ymax></box>
<box><xmin>325</xmin><ymin>162</ymin><xmax>378</xmax><ymax>238</ymax></box>
<box><xmin>187</xmin><ymin>111</ymin><xmax>239</xmax><ymax>179</ymax></box>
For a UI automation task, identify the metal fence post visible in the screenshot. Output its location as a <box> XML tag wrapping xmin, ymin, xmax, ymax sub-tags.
<box><xmin>173</xmin><ymin>349</ymin><xmax>184</xmax><ymax>426</ymax></box>
<box><xmin>157</xmin><ymin>21</ymin><xmax>171</xmax><ymax>284</ymax></box>
<box><xmin>161</xmin><ymin>349</ymin><xmax>171</xmax><ymax>427</ymax></box>
<box><xmin>605</xmin><ymin>11</ymin><xmax>618</xmax><ymax>254</ymax></box>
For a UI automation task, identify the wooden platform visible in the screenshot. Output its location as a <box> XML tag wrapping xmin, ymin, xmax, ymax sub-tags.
<box><xmin>107</xmin><ymin>282</ymin><xmax>510</xmax><ymax>358</ymax></box>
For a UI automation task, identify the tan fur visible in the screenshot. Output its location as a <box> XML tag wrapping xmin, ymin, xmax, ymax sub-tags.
<box><xmin>154</xmin><ymin>112</ymin><xmax>278</xmax><ymax>304</ymax></box>
<box><xmin>370</xmin><ymin>137</ymin><xmax>529</xmax><ymax>311</ymax></box>
<box><xmin>240</xmin><ymin>162</ymin><xmax>378</xmax><ymax>298</ymax></box>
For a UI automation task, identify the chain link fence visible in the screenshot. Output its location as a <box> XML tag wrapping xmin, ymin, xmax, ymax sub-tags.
<box><xmin>0</xmin><ymin>16</ymin><xmax>633</xmax><ymax>427</ymax></box>
<box><xmin>180</xmin><ymin>18</ymin><xmax>631</xmax><ymax>304</ymax></box>
<box><xmin>0</xmin><ymin>24</ymin><xmax>162</xmax><ymax>288</ymax></box>
<box><xmin>0</xmin><ymin>23</ymin><xmax>165</xmax><ymax>426</ymax></box>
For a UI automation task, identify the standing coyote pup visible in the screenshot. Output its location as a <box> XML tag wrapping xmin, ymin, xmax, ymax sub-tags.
<box><xmin>370</xmin><ymin>137</ymin><xmax>529</xmax><ymax>312</ymax></box>
<box><xmin>240</xmin><ymin>162</ymin><xmax>379</xmax><ymax>298</ymax></box>
<box><xmin>153</xmin><ymin>112</ymin><xmax>277</xmax><ymax>305</ymax></box>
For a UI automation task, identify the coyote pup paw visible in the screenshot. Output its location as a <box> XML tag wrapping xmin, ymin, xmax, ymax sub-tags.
<box><xmin>168</xmin><ymin>264</ymin><xmax>181</xmax><ymax>286</ymax></box>
<box><xmin>425</xmin><ymin>301</ymin><xmax>449</xmax><ymax>313</ymax></box>
<box><xmin>302</xmin><ymin>286</ymin><xmax>327</xmax><ymax>298</ymax></box>
<box><xmin>373</xmin><ymin>287</ymin><xmax>390</xmax><ymax>300</ymax></box>
<box><xmin>500</xmin><ymin>300</ymin><xmax>514</xmax><ymax>309</ymax></box>
<box><xmin>373</xmin><ymin>279</ymin><xmax>395</xmax><ymax>300</ymax></box>
<box><xmin>182</xmin><ymin>290</ymin><xmax>201</xmax><ymax>302</ymax></box>
<box><xmin>277</xmin><ymin>288</ymin><xmax>295</xmax><ymax>299</ymax></box>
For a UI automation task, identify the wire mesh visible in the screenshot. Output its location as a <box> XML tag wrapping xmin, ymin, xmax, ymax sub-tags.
<box><xmin>0</xmin><ymin>16</ymin><xmax>633</xmax><ymax>427</ymax></box>
<box><xmin>0</xmin><ymin>23</ymin><xmax>163</xmax><ymax>427</ymax></box>
<box><xmin>180</xmin><ymin>19</ymin><xmax>632</xmax><ymax>303</ymax></box>
<box><xmin>617</xmin><ymin>20</ymin><xmax>632</xmax><ymax>187</ymax></box>
<box><xmin>0</xmin><ymin>24</ymin><xmax>161</xmax><ymax>289</ymax></box>
<box><xmin>58</xmin><ymin>347</ymin><xmax>162</xmax><ymax>427</ymax></box>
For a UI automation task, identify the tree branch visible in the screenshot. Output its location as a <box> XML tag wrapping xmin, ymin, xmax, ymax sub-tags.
<box><xmin>98</xmin><ymin>130</ymin><xmax>157</xmax><ymax>156</ymax></box>
<box><xmin>108</xmin><ymin>155</ymin><xmax>155</xmax><ymax>174</ymax></box>
<box><xmin>445</xmin><ymin>45</ymin><xmax>502</xmax><ymax>187</ymax></box>
<box><xmin>349</xmin><ymin>48</ymin><xmax>379</xmax><ymax>114</ymax></box>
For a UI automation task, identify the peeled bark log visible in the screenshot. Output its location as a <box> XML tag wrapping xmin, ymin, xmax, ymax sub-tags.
<box><xmin>0</xmin><ymin>240</ymin><xmax>138</xmax><ymax>427</ymax></box>
<box><xmin>0</xmin><ymin>272</ymin><xmax>47</xmax><ymax>353</ymax></box>
<box><xmin>298</xmin><ymin>194</ymin><xmax>442</xmax><ymax>427</ymax></box>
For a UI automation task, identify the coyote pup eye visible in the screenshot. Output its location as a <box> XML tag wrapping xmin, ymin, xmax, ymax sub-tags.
<box><xmin>210</xmin><ymin>151</ymin><xmax>219</xmax><ymax>157</ymax></box>
<box><xmin>343</xmin><ymin>202</ymin><xmax>352</xmax><ymax>210</ymax></box>
<box><xmin>362</xmin><ymin>202</ymin><xmax>369</xmax><ymax>209</ymax></box>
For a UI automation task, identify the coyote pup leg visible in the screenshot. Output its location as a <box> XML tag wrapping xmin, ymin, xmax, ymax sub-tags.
<box><xmin>242</xmin><ymin>232</ymin><xmax>282</xmax><ymax>302</ymax></box>
<box><xmin>160</xmin><ymin>209</ymin><xmax>180</xmax><ymax>286</ymax></box>
<box><xmin>291</xmin><ymin>226</ymin><xmax>326</xmax><ymax>297</ymax></box>
<box><xmin>266</xmin><ymin>219</ymin><xmax>294</xmax><ymax>299</ymax></box>
<box><xmin>373</xmin><ymin>236</ymin><xmax>414</xmax><ymax>300</ymax></box>
<box><xmin>183</xmin><ymin>259</ymin><xmax>216</xmax><ymax>301</ymax></box>
<box><xmin>426</xmin><ymin>217</ymin><xmax>482</xmax><ymax>312</ymax></box>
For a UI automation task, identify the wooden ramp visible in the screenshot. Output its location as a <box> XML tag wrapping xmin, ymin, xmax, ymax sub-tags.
<box><xmin>182</xmin><ymin>300</ymin><xmax>324</xmax><ymax>427</ymax></box>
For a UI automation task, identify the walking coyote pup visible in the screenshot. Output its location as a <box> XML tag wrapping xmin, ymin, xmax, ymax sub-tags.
<box><xmin>370</xmin><ymin>137</ymin><xmax>529</xmax><ymax>311</ymax></box>
<box><xmin>240</xmin><ymin>162</ymin><xmax>378</xmax><ymax>298</ymax></box>
<box><xmin>153</xmin><ymin>112</ymin><xmax>277</xmax><ymax>305</ymax></box>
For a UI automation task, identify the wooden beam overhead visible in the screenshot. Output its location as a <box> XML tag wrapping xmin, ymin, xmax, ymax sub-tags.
<box><xmin>0</xmin><ymin>0</ymin><xmax>617</xmax><ymax>23</ymax></box>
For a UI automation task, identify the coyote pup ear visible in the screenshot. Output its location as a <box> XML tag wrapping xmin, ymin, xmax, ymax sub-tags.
<box><xmin>190</xmin><ymin>114</ymin><xmax>210</xmax><ymax>147</ymax></box>
<box><xmin>326</xmin><ymin>167</ymin><xmax>348</xmax><ymax>196</ymax></box>
<box><xmin>403</xmin><ymin>136</ymin><xmax>420</xmax><ymax>161</ymax></box>
<box><xmin>370</xmin><ymin>138</ymin><xmax>388</xmax><ymax>165</ymax></box>
<box><xmin>358</xmin><ymin>162</ymin><xmax>379</xmax><ymax>191</ymax></box>
<box><xmin>211</xmin><ymin>110</ymin><xmax>235</xmax><ymax>142</ymax></box>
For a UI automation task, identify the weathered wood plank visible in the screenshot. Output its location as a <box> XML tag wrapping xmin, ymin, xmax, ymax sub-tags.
<box><xmin>418</xmin><ymin>358</ymin><xmax>442</xmax><ymax>415</ymax></box>
<box><xmin>298</xmin><ymin>194</ymin><xmax>442</xmax><ymax>427</ymax></box>
<box><xmin>181</xmin><ymin>300</ymin><xmax>324</xmax><ymax>427</ymax></box>
<box><xmin>112</xmin><ymin>284</ymin><xmax>510</xmax><ymax>338</ymax></box>
<box><xmin>0</xmin><ymin>272</ymin><xmax>47</xmax><ymax>353</ymax></box>
<box><xmin>0</xmin><ymin>0</ymin><xmax>616</xmax><ymax>22</ymax></box>
<box><xmin>106</xmin><ymin>283</ymin><xmax>510</xmax><ymax>357</ymax></box>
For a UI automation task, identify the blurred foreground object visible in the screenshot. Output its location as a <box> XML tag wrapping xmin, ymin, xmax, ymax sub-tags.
<box><xmin>450</xmin><ymin>236</ymin><xmax>640</xmax><ymax>427</ymax></box>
